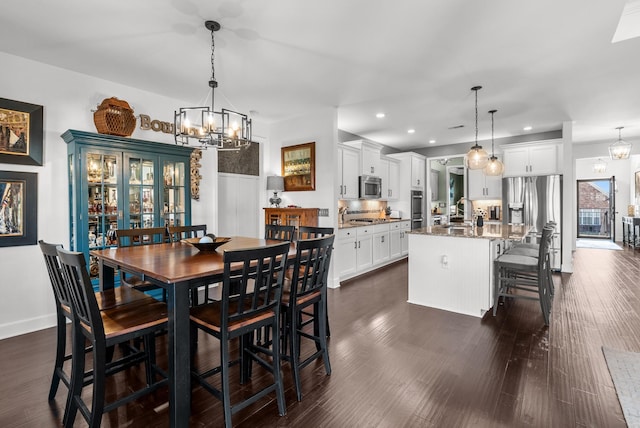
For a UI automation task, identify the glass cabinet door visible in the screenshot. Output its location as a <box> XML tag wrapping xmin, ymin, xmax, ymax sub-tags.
<box><xmin>126</xmin><ymin>156</ymin><xmax>157</xmax><ymax>229</ymax></box>
<box><xmin>162</xmin><ymin>160</ymin><xmax>187</xmax><ymax>227</ymax></box>
<box><xmin>86</xmin><ymin>152</ymin><xmax>119</xmax><ymax>251</ymax></box>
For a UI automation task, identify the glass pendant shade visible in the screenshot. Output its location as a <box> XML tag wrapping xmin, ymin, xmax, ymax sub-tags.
<box><xmin>483</xmin><ymin>109</ymin><xmax>504</xmax><ymax>176</ymax></box>
<box><xmin>609</xmin><ymin>127</ymin><xmax>632</xmax><ymax>160</ymax></box>
<box><xmin>465</xmin><ymin>86</ymin><xmax>489</xmax><ymax>170</ymax></box>
<box><xmin>484</xmin><ymin>156</ymin><xmax>504</xmax><ymax>176</ymax></box>
<box><xmin>466</xmin><ymin>145</ymin><xmax>489</xmax><ymax>169</ymax></box>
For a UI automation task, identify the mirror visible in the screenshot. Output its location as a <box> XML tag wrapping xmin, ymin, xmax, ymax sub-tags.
<box><xmin>447</xmin><ymin>165</ymin><xmax>466</xmax><ymax>221</ymax></box>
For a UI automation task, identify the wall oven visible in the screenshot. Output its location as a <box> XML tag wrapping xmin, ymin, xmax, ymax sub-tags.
<box><xmin>411</xmin><ymin>190</ymin><xmax>423</xmax><ymax>229</ymax></box>
<box><xmin>359</xmin><ymin>175</ymin><xmax>382</xmax><ymax>199</ymax></box>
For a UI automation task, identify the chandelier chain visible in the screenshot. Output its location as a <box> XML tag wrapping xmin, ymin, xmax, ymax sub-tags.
<box><xmin>475</xmin><ymin>89</ymin><xmax>478</xmax><ymax>144</ymax></box>
<box><xmin>210</xmin><ymin>27</ymin><xmax>216</xmax><ymax>82</ymax></box>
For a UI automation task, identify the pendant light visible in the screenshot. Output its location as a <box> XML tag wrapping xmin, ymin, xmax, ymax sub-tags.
<box><xmin>592</xmin><ymin>158</ymin><xmax>607</xmax><ymax>173</ymax></box>
<box><xmin>465</xmin><ymin>86</ymin><xmax>489</xmax><ymax>170</ymax></box>
<box><xmin>609</xmin><ymin>126</ymin><xmax>632</xmax><ymax>160</ymax></box>
<box><xmin>174</xmin><ymin>20</ymin><xmax>252</xmax><ymax>150</ymax></box>
<box><xmin>483</xmin><ymin>109</ymin><xmax>504</xmax><ymax>176</ymax></box>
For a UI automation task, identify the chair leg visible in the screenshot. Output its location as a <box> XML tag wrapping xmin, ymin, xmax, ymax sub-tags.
<box><xmin>64</xmin><ymin>328</ymin><xmax>85</xmax><ymax>428</ymax></box>
<box><xmin>271</xmin><ymin>321</ymin><xmax>287</xmax><ymax>415</ymax></box>
<box><xmin>290</xmin><ymin>309</ymin><xmax>303</xmax><ymax>402</ymax></box>
<box><xmin>90</xmin><ymin>341</ymin><xmax>107</xmax><ymax>428</ymax></box>
<box><xmin>49</xmin><ymin>311</ymin><xmax>67</xmax><ymax>400</ymax></box>
<box><xmin>317</xmin><ymin>301</ymin><xmax>332</xmax><ymax>376</ymax></box>
<box><xmin>220</xmin><ymin>337</ymin><xmax>233</xmax><ymax>428</ymax></box>
<box><xmin>144</xmin><ymin>334</ymin><xmax>157</xmax><ymax>386</ymax></box>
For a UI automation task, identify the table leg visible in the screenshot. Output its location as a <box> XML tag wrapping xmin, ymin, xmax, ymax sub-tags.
<box><xmin>167</xmin><ymin>282</ymin><xmax>191</xmax><ymax>427</ymax></box>
<box><xmin>98</xmin><ymin>259</ymin><xmax>115</xmax><ymax>291</ymax></box>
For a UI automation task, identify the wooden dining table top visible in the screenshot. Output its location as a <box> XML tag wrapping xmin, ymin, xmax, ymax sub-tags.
<box><xmin>90</xmin><ymin>236</ymin><xmax>294</xmax><ymax>285</ymax></box>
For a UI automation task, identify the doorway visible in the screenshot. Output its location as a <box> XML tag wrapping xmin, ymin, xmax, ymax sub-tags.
<box><xmin>576</xmin><ymin>177</ymin><xmax>615</xmax><ymax>240</ymax></box>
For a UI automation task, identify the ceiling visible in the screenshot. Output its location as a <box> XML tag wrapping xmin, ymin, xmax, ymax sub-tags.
<box><xmin>2</xmin><ymin>1</ymin><xmax>639</xmax><ymax>151</ymax></box>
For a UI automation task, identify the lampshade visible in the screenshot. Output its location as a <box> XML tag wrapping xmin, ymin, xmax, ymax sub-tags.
<box><xmin>465</xmin><ymin>86</ymin><xmax>489</xmax><ymax>170</ymax></box>
<box><xmin>609</xmin><ymin>126</ymin><xmax>632</xmax><ymax>160</ymax></box>
<box><xmin>266</xmin><ymin>175</ymin><xmax>284</xmax><ymax>191</ymax></box>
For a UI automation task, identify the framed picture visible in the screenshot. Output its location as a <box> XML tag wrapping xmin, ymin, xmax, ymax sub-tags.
<box><xmin>281</xmin><ymin>142</ymin><xmax>315</xmax><ymax>191</ymax></box>
<box><xmin>0</xmin><ymin>98</ymin><xmax>44</xmax><ymax>166</ymax></box>
<box><xmin>0</xmin><ymin>171</ymin><xmax>38</xmax><ymax>247</ymax></box>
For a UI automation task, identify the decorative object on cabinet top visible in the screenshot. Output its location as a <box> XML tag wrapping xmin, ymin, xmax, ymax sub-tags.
<box><xmin>93</xmin><ymin>97</ymin><xmax>136</xmax><ymax>137</ymax></box>
<box><xmin>0</xmin><ymin>97</ymin><xmax>43</xmax><ymax>166</ymax></box>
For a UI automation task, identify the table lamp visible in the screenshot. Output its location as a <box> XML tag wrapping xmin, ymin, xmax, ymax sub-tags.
<box><xmin>267</xmin><ymin>176</ymin><xmax>285</xmax><ymax>207</ymax></box>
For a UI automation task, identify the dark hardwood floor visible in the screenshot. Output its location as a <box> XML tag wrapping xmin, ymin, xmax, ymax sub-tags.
<box><xmin>1</xmin><ymin>246</ymin><xmax>637</xmax><ymax>427</ymax></box>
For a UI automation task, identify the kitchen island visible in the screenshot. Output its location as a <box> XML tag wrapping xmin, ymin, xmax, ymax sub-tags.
<box><xmin>407</xmin><ymin>223</ymin><xmax>530</xmax><ymax>317</ymax></box>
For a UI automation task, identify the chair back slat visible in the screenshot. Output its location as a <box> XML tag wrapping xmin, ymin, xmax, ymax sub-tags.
<box><xmin>222</xmin><ymin>242</ymin><xmax>290</xmax><ymax>331</ymax></box>
<box><xmin>167</xmin><ymin>225</ymin><xmax>207</xmax><ymax>243</ymax></box>
<box><xmin>297</xmin><ymin>226</ymin><xmax>334</xmax><ymax>240</ymax></box>
<box><xmin>116</xmin><ymin>227</ymin><xmax>168</xmax><ymax>247</ymax></box>
<box><xmin>290</xmin><ymin>235</ymin><xmax>335</xmax><ymax>301</ymax></box>
<box><xmin>56</xmin><ymin>248</ymin><xmax>104</xmax><ymax>339</ymax></box>
<box><xmin>265</xmin><ymin>224</ymin><xmax>296</xmax><ymax>242</ymax></box>
<box><xmin>39</xmin><ymin>240</ymin><xmax>73</xmax><ymax>309</ymax></box>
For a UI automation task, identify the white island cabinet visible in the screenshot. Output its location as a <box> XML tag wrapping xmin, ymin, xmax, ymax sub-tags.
<box><xmin>407</xmin><ymin>224</ymin><xmax>529</xmax><ymax>317</ymax></box>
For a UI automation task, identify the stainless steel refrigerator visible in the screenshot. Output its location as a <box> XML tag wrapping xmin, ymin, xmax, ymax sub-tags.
<box><xmin>503</xmin><ymin>175</ymin><xmax>562</xmax><ymax>270</ymax></box>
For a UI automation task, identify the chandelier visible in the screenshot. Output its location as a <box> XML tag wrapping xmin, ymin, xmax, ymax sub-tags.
<box><xmin>592</xmin><ymin>158</ymin><xmax>607</xmax><ymax>173</ymax></box>
<box><xmin>609</xmin><ymin>126</ymin><xmax>632</xmax><ymax>160</ymax></box>
<box><xmin>465</xmin><ymin>86</ymin><xmax>489</xmax><ymax>170</ymax></box>
<box><xmin>483</xmin><ymin>109</ymin><xmax>504</xmax><ymax>176</ymax></box>
<box><xmin>174</xmin><ymin>20</ymin><xmax>252</xmax><ymax>150</ymax></box>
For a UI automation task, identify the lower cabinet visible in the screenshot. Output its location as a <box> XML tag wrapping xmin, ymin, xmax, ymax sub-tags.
<box><xmin>337</xmin><ymin>220</ymin><xmax>410</xmax><ymax>282</ymax></box>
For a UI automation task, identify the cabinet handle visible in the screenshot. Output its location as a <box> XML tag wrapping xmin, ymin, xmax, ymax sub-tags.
<box><xmin>371</xmin><ymin>166</ymin><xmax>374</xmax><ymax>173</ymax></box>
<box><xmin>417</xmin><ymin>179</ymin><xmax>420</xmax><ymax>185</ymax></box>
<box><xmin>358</xmin><ymin>241</ymin><xmax>361</xmax><ymax>249</ymax></box>
<box><xmin>382</xmin><ymin>235</ymin><xmax>385</xmax><ymax>243</ymax></box>
<box><xmin>354</xmin><ymin>241</ymin><xmax>357</xmax><ymax>249</ymax></box>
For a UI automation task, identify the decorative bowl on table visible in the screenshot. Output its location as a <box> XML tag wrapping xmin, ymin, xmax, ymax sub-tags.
<box><xmin>182</xmin><ymin>236</ymin><xmax>231</xmax><ymax>252</ymax></box>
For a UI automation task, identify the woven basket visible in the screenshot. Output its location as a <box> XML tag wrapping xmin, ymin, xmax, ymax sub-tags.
<box><xmin>93</xmin><ymin>97</ymin><xmax>136</xmax><ymax>137</ymax></box>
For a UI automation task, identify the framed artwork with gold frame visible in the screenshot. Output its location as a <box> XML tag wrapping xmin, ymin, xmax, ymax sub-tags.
<box><xmin>281</xmin><ymin>142</ymin><xmax>315</xmax><ymax>191</ymax></box>
<box><xmin>0</xmin><ymin>98</ymin><xmax>44</xmax><ymax>166</ymax></box>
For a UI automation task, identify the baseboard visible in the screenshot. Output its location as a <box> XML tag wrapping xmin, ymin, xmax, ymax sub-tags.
<box><xmin>0</xmin><ymin>313</ymin><xmax>58</xmax><ymax>340</ymax></box>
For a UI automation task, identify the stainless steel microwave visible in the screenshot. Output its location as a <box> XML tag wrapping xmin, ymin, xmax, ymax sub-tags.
<box><xmin>359</xmin><ymin>175</ymin><xmax>382</xmax><ymax>199</ymax></box>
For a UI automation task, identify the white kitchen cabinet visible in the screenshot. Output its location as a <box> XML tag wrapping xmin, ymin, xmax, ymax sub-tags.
<box><xmin>379</xmin><ymin>156</ymin><xmax>400</xmax><ymax>200</ymax></box>
<box><xmin>389</xmin><ymin>221</ymin><xmax>403</xmax><ymax>258</ymax></box>
<box><xmin>355</xmin><ymin>226</ymin><xmax>373</xmax><ymax>272</ymax></box>
<box><xmin>400</xmin><ymin>220</ymin><xmax>411</xmax><ymax>255</ymax></box>
<box><xmin>502</xmin><ymin>142</ymin><xmax>559</xmax><ymax>177</ymax></box>
<box><xmin>372</xmin><ymin>223</ymin><xmax>390</xmax><ymax>265</ymax></box>
<box><xmin>467</xmin><ymin>167</ymin><xmax>502</xmax><ymax>200</ymax></box>
<box><xmin>343</xmin><ymin>140</ymin><xmax>382</xmax><ymax>176</ymax></box>
<box><xmin>338</xmin><ymin>145</ymin><xmax>359</xmax><ymax>199</ymax></box>
<box><xmin>411</xmin><ymin>155</ymin><xmax>426</xmax><ymax>189</ymax></box>
<box><xmin>388</xmin><ymin>158</ymin><xmax>400</xmax><ymax>200</ymax></box>
<box><xmin>336</xmin><ymin>228</ymin><xmax>357</xmax><ymax>277</ymax></box>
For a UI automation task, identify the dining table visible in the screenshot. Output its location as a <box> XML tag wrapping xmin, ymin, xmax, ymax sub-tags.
<box><xmin>90</xmin><ymin>236</ymin><xmax>295</xmax><ymax>428</ymax></box>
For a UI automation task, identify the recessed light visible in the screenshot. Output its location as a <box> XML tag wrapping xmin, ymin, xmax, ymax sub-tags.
<box><xmin>408</xmin><ymin>129</ymin><xmax>415</xmax><ymax>134</ymax></box>
<box><xmin>376</xmin><ymin>112</ymin><xmax>385</xmax><ymax>118</ymax></box>
<box><xmin>523</xmin><ymin>126</ymin><xmax>532</xmax><ymax>131</ymax></box>
<box><xmin>429</xmin><ymin>140</ymin><xmax>436</xmax><ymax>144</ymax></box>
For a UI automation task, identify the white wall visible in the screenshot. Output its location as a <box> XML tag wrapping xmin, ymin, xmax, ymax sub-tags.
<box><xmin>267</xmin><ymin>107</ymin><xmax>339</xmax><ymax>286</ymax></box>
<box><xmin>0</xmin><ymin>52</ymin><xmax>219</xmax><ymax>339</ymax></box>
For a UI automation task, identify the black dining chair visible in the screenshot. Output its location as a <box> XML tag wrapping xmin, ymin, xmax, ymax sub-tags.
<box><xmin>265</xmin><ymin>224</ymin><xmax>296</xmax><ymax>242</ymax></box>
<box><xmin>297</xmin><ymin>226</ymin><xmax>334</xmax><ymax>240</ymax></box>
<box><xmin>116</xmin><ymin>227</ymin><xmax>169</xmax><ymax>301</ymax></box>
<box><xmin>38</xmin><ymin>240</ymin><xmax>156</xmax><ymax>402</ymax></box>
<box><xmin>281</xmin><ymin>234</ymin><xmax>335</xmax><ymax>401</ymax></box>
<box><xmin>167</xmin><ymin>224</ymin><xmax>213</xmax><ymax>304</ymax></box>
<box><xmin>189</xmin><ymin>241</ymin><xmax>290</xmax><ymax>428</ymax></box>
<box><xmin>56</xmin><ymin>247</ymin><xmax>168</xmax><ymax>428</ymax></box>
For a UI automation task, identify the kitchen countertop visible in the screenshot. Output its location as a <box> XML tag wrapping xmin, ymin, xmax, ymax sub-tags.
<box><xmin>338</xmin><ymin>218</ymin><xmax>409</xmax><ymax>229</ymax></box>
<box><xmin>408</xmin><ymin>223</ymin><xmax>531</xmax><ymax>240</ymax></box>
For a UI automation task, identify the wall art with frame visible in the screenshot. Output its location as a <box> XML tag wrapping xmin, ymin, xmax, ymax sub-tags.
<box><xmin>0</xmin><ymin>171</ymin><xmax>37</xmax><ymax>247</ymax></box>
<box><xmin>281</xmin><ymin>142</ymin><xmax>315</xmax><ymax>191</ymax></box>
<box><xmin>0</xmin><ymin>97</ymin><xmax>44</xmax><ymax>166</ymax></box>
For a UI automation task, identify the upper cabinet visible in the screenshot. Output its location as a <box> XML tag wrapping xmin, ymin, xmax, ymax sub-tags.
<box><xmin>388</xmin><ymin>152</ymin><xmax>426</xmax><ymax>191</ymax></box>
<box><xmin>343</xmin><ymin>140</ymin><xmax>382</xmax><ymax>176</ymax></box>
<box><xmin>380</xmin><ymin>156</ymin><xmax>400</xmax><ymax>201</ymax></box>
<box><xmin>467</xmin><ymin>159</ymin><xmax>502</xmax><ymax>200</ymax></box>
<box><xmin>502</xmin><ymin>141</ymin><xmax>560</xmax><ymax>177</ymax></box>
<box><xmin>338</xmin><ymin>144</ymin><xmax>360</xmax><ymax>199</ymax></box>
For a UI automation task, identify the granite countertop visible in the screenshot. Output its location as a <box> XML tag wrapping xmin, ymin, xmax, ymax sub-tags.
<box><xmin>408</xmin><ymin>223</ymin><xmax>531</xmax><ymax>240</ymax></box>
<box><xmin>338</xmin><ymin>218</ymin><xmax>409</xmax><ymax>229</ymax></box>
